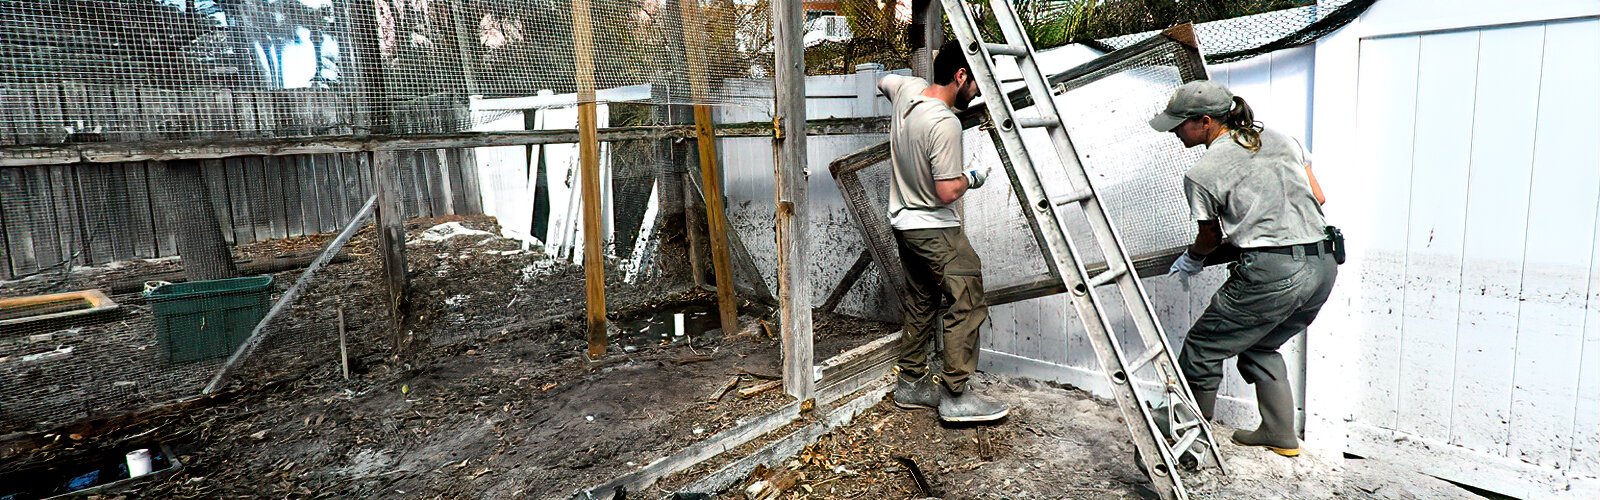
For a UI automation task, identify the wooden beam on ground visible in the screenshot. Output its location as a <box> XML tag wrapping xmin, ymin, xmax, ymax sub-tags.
<box><xmin>371</xmin><ymin>151</ymin><xmax>409</xmax><ymax>352</ymax></box>
<box><xmin>771</xmin><ymin>0</ymin><xmax>813</xmax><ymax>401</ymax></box>
<box><xmin>573</xmin><ymin>0</ymin><xmax>607</xmax><ymax>360</ymax></box>
<box><xmin>0</xmin><ymin>119</ymin><xmax>888</xmax><ymax>168</ymax></box>
<box><xmin>571</xmin><ymin>346</ymin><xmax>895</xmax><ymax>499</ymax></box>
<box><xmin>680</xmin><ymin>376</ymin><xmax>894</xmax><ymax>496</ymax></box>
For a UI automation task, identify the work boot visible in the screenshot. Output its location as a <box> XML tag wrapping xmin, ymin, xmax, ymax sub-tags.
<box><xmin>1232</xmin><ymin>380</ymin><xmax>1300</xmax><ymax>457</ymax></box>
<box><xmin>937</xmin><ymin>383</ymin><xmax>1010</xmax><ymax>423</ymax></box>
<box><xmin>892</xmin><ymin>368</ymin><xmax>941</xmax><ymax>410</ymax></box>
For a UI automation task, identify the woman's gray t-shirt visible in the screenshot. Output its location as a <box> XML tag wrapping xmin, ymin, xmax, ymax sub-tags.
<box><xmin>1183</xmin><ymin>127</ymin><xmax>1326</xmax><ymax>248</ymax></box>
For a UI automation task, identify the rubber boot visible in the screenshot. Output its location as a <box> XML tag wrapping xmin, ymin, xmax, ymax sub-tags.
<box><xmin>892</xmin><ymin>368</ymin><xmax>941</xmax><ymax>410</ymax></box>
<box><xmin>1232</xmin><ymin>379</ymin><xmax>1300</xmax><ymax>457</ymax></box>
<box><xmin>1192</xmin><ymin>389</ymin><xmax>1217</xmax><ymax>421</ymax></box>
<box><xmin>937</xmin><ymin>384</ymin><xmax>1010</xmax><ymax>423</ymax></box>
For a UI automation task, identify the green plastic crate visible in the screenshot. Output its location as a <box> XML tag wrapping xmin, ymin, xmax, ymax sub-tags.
<box><xmin>144</xmin><ymin>276</ymin><xmax>273</xmax><ymax>363</ymax></box>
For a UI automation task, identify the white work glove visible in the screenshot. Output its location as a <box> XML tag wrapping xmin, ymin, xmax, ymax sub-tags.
<box><xmin>1168</xmin><ymin>250</ymin><xmax>1205</xmax><ymax>289</ymax></box>
<box><xmin>963</xmin><ymin>165</ymin><xmax>991</xmax><ymax>189</ymax></box>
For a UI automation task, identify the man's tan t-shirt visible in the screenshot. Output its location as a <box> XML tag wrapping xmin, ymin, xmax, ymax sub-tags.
<box><xmin>1183</xmin><ymin>127</ymin><xmax>1326</xmax><ymax>248</ymax></box>
<box><xmin>879</xmin><ymin>74</ymin><xmax>964</xmax><ymax>230</ymax></box>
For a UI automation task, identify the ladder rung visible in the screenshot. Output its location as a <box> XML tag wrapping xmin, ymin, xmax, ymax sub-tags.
<box><xmin>1128</xmin><ymin>346</ymin><xmax>1165</xmax><ymax>373</ymax></box>
<box><xmin>1171</xmin><ymin>427</ymin><xmax>1203</xmax><ymax>458</ymax></box>
<box><xmin>1088</xmin><ymin>266</ymin><xmax>1126</xmax><ymax>288</ymax></box>
<box><xmin>1051</xmin><ymin>188</ymin><xmax>1094</xmax><ymax>206</ymax></box>
<box><xmin>1016</xmin><ymin>116</ymin><xmax>1058</xmax><ymax>129</ymax></box>
<box><xmin>985</xmin><ymin>43</ymin><xmax>1029</xmax><ymax>57</ymax></box>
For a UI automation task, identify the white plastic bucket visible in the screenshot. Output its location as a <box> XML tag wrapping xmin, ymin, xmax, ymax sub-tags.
<box><xmin>125</xmin><ymin>448</ymin><xmax>152</xmax><ymax>478</ymax></box>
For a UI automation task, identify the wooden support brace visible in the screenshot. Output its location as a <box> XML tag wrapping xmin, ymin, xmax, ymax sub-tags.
<box><xmin>371</xmin><ymin>151</ymin><xmax>409</xmax><ymax>352</ymax></box>
<box><xmin>677</xmin><ymin>0</ymin><xmax>741</xmax><ymax>336</ymax></box>
<box><xmin>574</xmin><ymin>0</ymin><xmax>608</xmax><ymax>360</ymax></box>
<box><xmin>694</xmin><ymin>105</ymin><xmax>739</xmax><ymax>335</ymax></box>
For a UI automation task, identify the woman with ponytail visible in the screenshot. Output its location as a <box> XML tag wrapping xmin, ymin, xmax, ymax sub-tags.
<box><xmin>1150</xmin><ymin>80</ymin><xmax>1337</xmax><ymax>458</ymax></box>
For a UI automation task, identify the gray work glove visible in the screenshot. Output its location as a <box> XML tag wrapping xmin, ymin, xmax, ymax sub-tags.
<box><xmin>963</xmin><ymin>165</ymin><xmax>991</xmax><ymax>189</ymax></box>
<box><xmin>1168</xmin><ymin>250</ymin><xmax>1205</xmax><ymax>289</ymax></box>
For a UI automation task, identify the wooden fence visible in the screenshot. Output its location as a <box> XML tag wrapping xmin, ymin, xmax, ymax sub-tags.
<box><xmin>0</xmin><ymin>82</ymin><xmax>483</xmax><ymax>281</ymax></box>
<box><xmin>0</xmin><ymin>149</ymin><xmax>480</xmax><ymax>281</ymax></box>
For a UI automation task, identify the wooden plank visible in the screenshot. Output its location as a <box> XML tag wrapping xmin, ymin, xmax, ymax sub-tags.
<box><xmin>319</xmin><ymin>154</ymin><xmax>342</xmax><ymax>232</ymax></box>
<box><xmin>148</xmin><ymin>161</ymin><xmax>184</xmax><ymax>256</ymax></box>
<box><xmin>572</xmin><ymin>0</ymin><xmax>606</xmax><ymax>359</ymax></box>
<box><xmin>20</xmin><ymin>167</ymin><xmax>63</xmax><ymax>272</ymax></box>
<box><xmin>1507</xmin><ymin>19</ymin><xmax>1600</xmax><ymax>471</ymax></box>
<box><xmin>372</xmin><ymin>151</ymin><xmax>410</xmax><ymax>349</ymax></box>
<box><xmin>75</xmin><ymin>166</ymin><xmax>116</xmax><ymax>265</ymax></box>
<box><xmin>394</xmin><ymin>151</ymin><xmax>422</xmax><ymax>218</ymax></box>
<box><xmin>245</xmin><ymin>155</ymin><xmax>273</xmax><ymax>242</ymax></box>
<box><xmin>339</xmin><ymin>153</ymin><xmax>363</xmax><ymax>223</ymax></box>
<box><xmin>47</xmin><ymin>165</ymin><xmax>83</xmax><ymax>266</ymax></box>
<box><xmin>1349</xmin><ymin>35</ymin><xmax>1421</xmax><ymax>436</ymax></box>
<box><xmin>261</xmin><ymin>155</ymin><xmax>289</xmax><ymax>240</ymax></box>
<box><xmin>223</xmin><ymin>157</ymin><xmax>255</xmax><ymax>245</ymax></box>
<box><xmin>674</xmin><ymin>379</ymin><xmax>894</xmax><ymax>498</ymax></box>
<box><xmin>307</xmin><ymin>154</ymin><xmax>326</xmax><ymax>233</ymax></box>
<box><xmin>282</xmin><ymin>155</ymin><xmax>306</xmax><ymax>237</ymax></box>
<box><xmin>123</xmin><ymin>163</ymin><xmax>157</xmax><ymax>258</ymax></box>
<box><xmin>424</xmin><ymin>149</ymin><xmax>450</xmax><ymax>217</ymax></box>
<box><xmin>1447</xmin><ymin>24</ymin><xmax>1543</xmax><ymax>457</ymax></box>
<box><xmin>102</xmin><ymin>163</ymin><xmax>137</xmax><ymax>262</ymax></box>
<box><xmin>0</xmin><ymin>120</ymin><xmax>888</xmax><ymax>168</ymax></box>
<box><xmin>319</xmin><ymin>154</ymin><xmax>342</xmax><ymax>228</ymax></box>
<box><xmin>690</xmin><ymin>106</ymin><xmax>740</xmax><ymax>335</ymax></box>
<box><xmin>772</xmin><ymin>0</ymin><xmax>812</xmax><ymax>400</ymax></box>
<box><xmin>326</xmin><ymin>154</ymin><xmax>351</xmax><ymax>227</ymax></box>
<box><xmin>454</xmin><ymin>148</ymin><xmax>483</xmax><ymax>214</ymax></box>
<box><xmin>199</xmin><ymin>159</ymin><xmax>234</xmax><ymax>248</ymax></box>
<box><xmin>0</xmin><ymin>168</ymin><xmax>37</xmax><ymax>276</ymax></box>
<box><xmin>438</xmin><ymin>149</ymin><xmax>461</xmax><ymax>216</ymax></box>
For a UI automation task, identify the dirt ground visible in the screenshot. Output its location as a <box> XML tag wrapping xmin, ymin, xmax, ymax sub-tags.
<box><xmin>3</xmin><ymin>215</ymin><xmax>1481</xmax><ymax>500</ymax></box>
<box><xmin>0</xmin><ymin>215</ymin><xmax>895</xmax><ymax>499</ymax></box>
<box><xmin>703</xmin><ymin>374</ymin><xmax>1484</xmax><ymax>500</ymax></box>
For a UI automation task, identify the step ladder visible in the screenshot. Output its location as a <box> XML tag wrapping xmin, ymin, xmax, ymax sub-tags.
<box><xmin>936</xmin><ymin>1</ymin><xmax>1226</xmax><ymax>498</ymax></box>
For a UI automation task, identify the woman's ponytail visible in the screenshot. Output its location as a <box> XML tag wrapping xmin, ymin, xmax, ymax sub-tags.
<box><xmin>1220</xmin><ymin>96</ymin><xmax>1263</xmax><ymax>152</ymax></box>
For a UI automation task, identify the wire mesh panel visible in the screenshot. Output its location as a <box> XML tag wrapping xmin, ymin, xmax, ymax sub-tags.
<box><xmin>831</xmin><ymin>31</ymin><xmax>1209</xmax><ymax>308</ymax></box>
<box><xmin>0</xmin><ymin>0</ymin><xmax>773</xmax><ymax>149</ymax></box>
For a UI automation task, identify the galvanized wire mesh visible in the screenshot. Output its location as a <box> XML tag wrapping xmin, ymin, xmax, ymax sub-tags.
<box><xmin>0</xmin><ymin>96</ymin><xmax>787</xmax><ymax>434</ymax></box>
<box><xmin>0</xmin><ymin>0</ymin><xmax>773</xmax><ymax>146</ymax></box>
<box><xmin>831</xmin><ymin>32</ymin><xmax>1208</xmax><ymax>307</ymax></box>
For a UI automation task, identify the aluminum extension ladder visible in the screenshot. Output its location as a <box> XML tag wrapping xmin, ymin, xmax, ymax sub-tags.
<box><xmin>936</xmin><ymin>1</ymin><xmax>1225</xmax><ymax>498</ymax></box>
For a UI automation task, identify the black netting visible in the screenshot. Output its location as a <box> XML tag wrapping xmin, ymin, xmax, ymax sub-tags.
<box><xmin>1080</xmin><ymin>0</ymin><xmax>1376</xmax><ymax>64</ymax></box>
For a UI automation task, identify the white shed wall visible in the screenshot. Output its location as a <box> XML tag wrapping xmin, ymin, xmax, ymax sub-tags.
<box><xmin>1311</xmin><ymin>1</ymin><xmax>1600</xmax><ymax>496</ymax></box>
